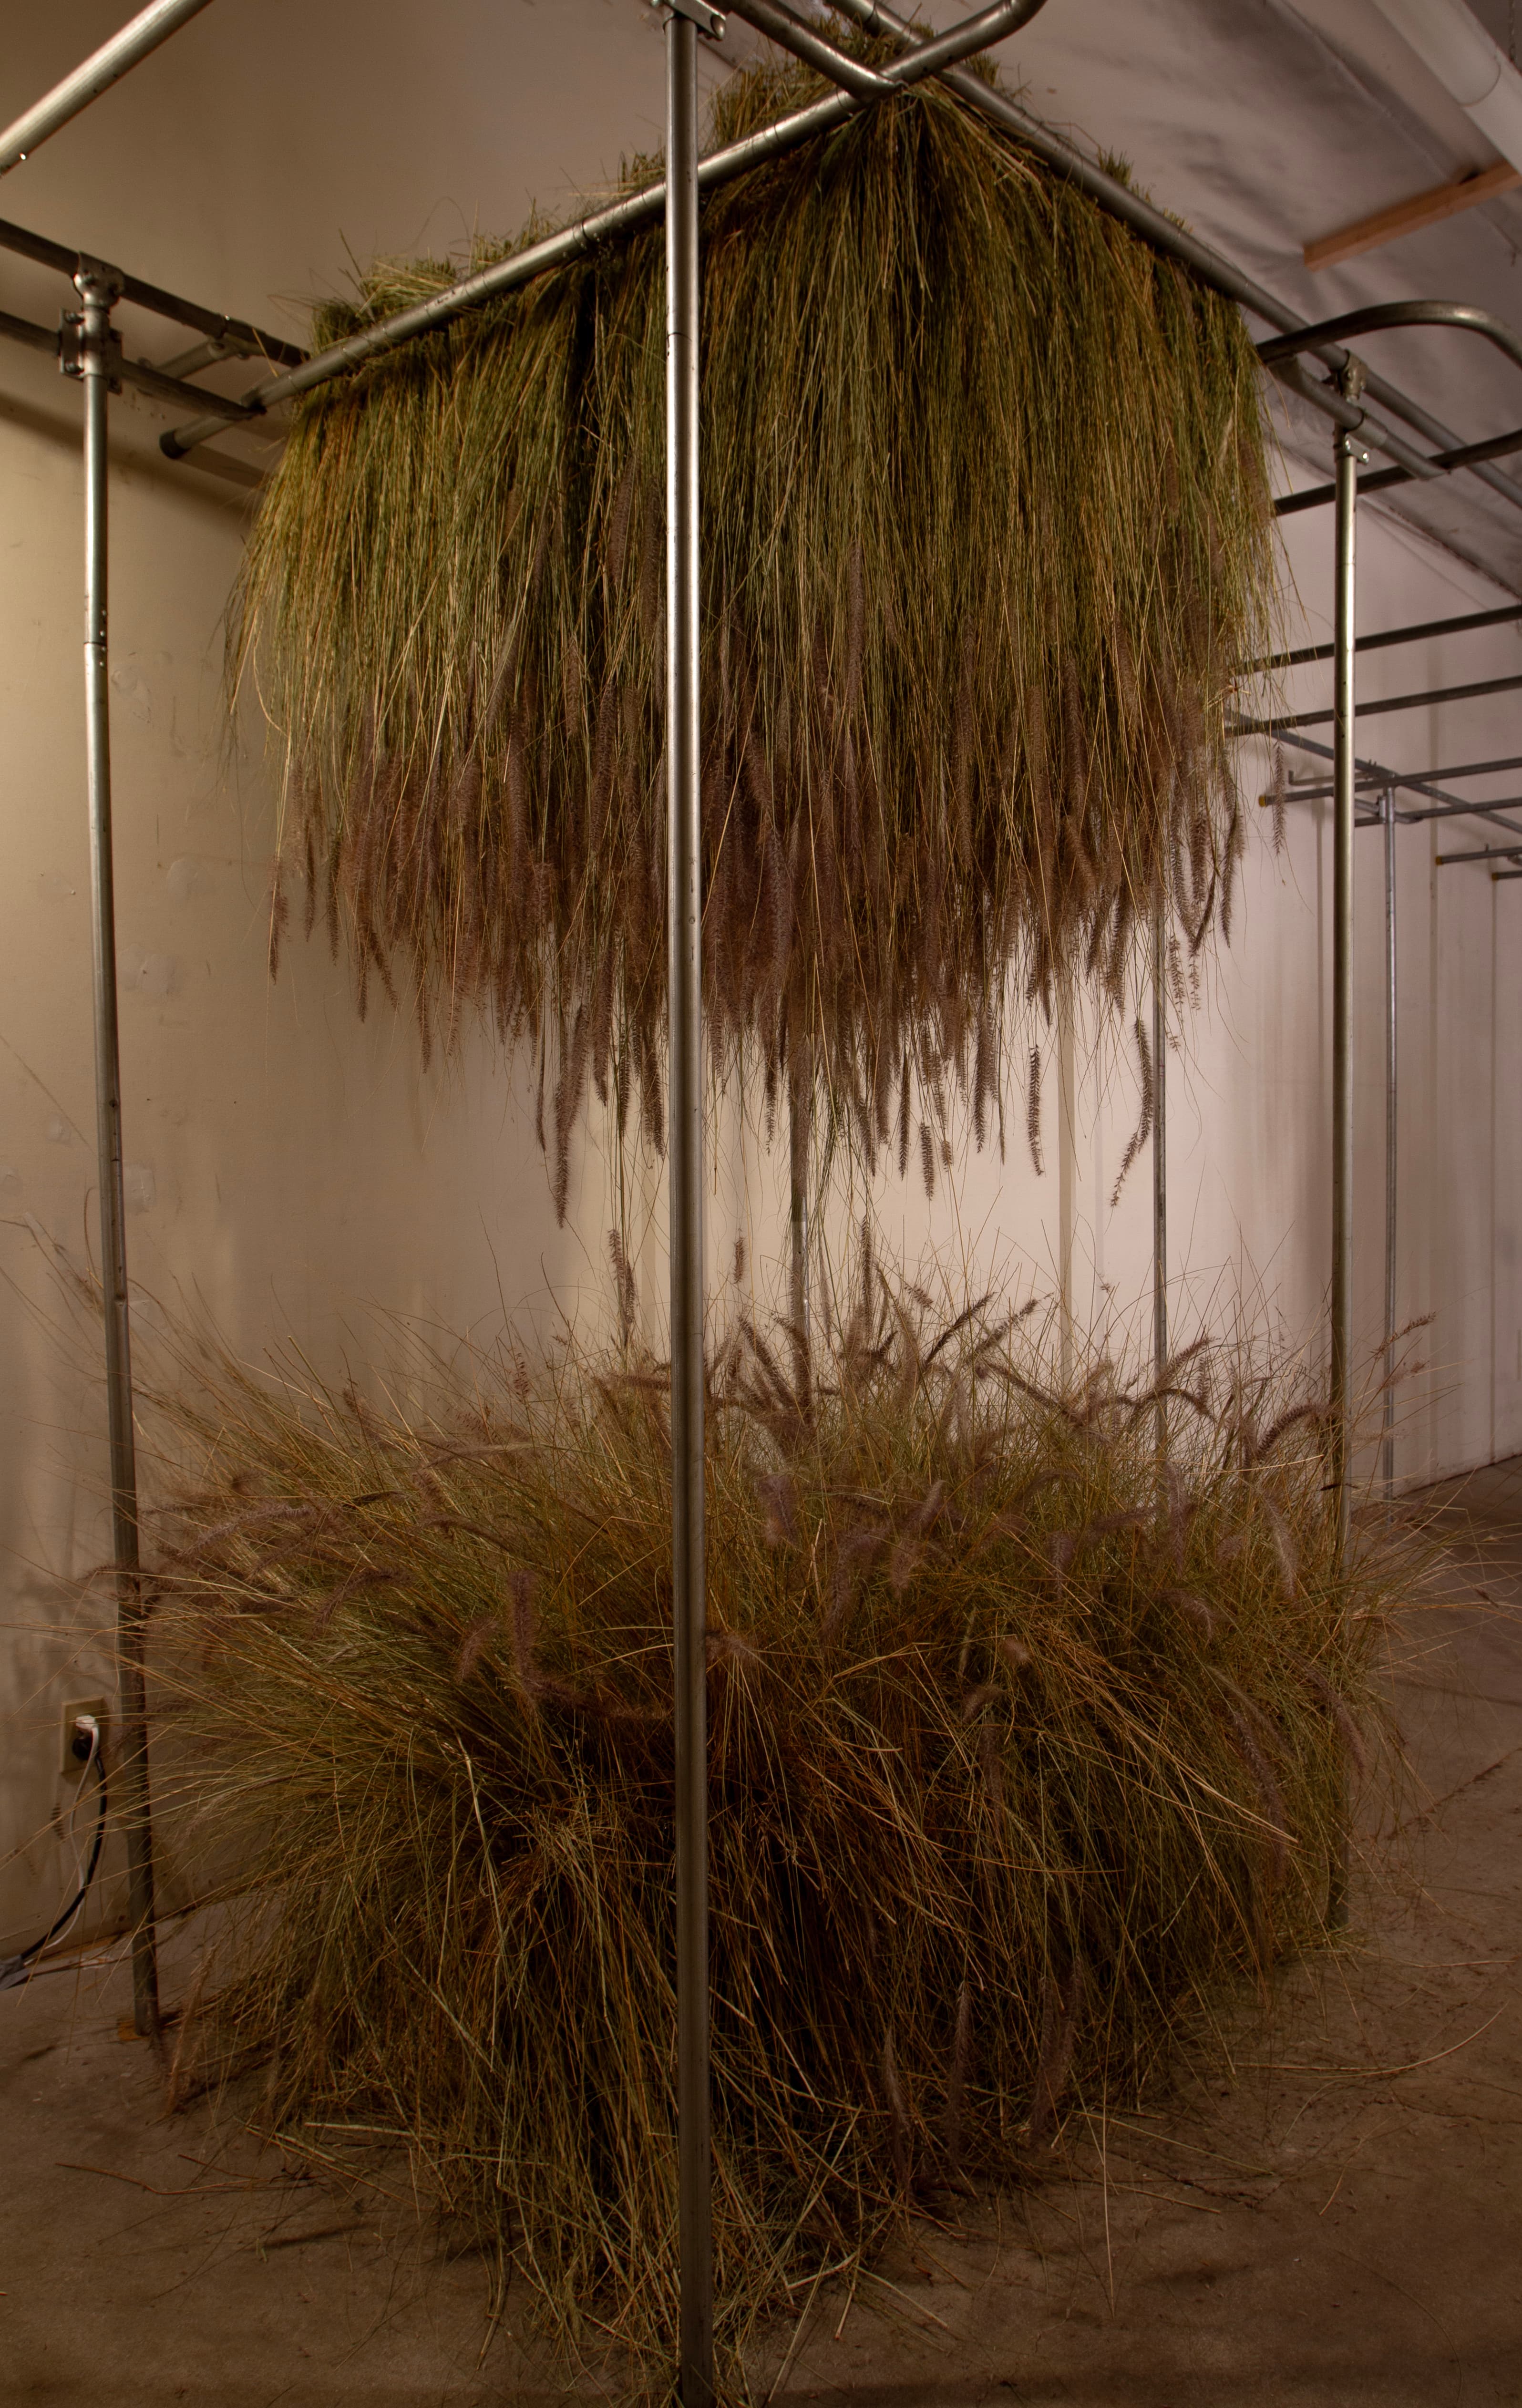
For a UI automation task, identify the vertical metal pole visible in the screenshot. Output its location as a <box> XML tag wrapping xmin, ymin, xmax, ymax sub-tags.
<box><xmin>1152</xmin><ymin>899</ymin><xmax>1167</xmax><ymax>1388</ymax></box>
<box><xmin>77</xmin><ymin>265</ymin><xmax>159</xmax><ymax>2039</ymax></box>
<box><xmin>1383</xmin><ymin>784</ymin><xmax>1397</xmax><ymax>1508</ymax></box>
<box><xmin>1058</xmin><ymin>989</ymin><xmax>1075</xmax><ymax>1389</ymax></box>
<box><xmin>663</xmin><ymin>11</ymin><xmax>713</xmax><ymax>2401</ymax></box>
<box><xmin>787</xmin><ymin>1069</ymin><xmax>809</xmax><ymax>1338</ymax></box>
<box><xmin>1327</xmin><ymin>407</ymin><xmax>1361</xmax><ymax>1933</ymax></box>
<box><xmin>1329</xmin><ymin>422</ymin><xmax>1359</xmax><ymax>1553</ymax></box>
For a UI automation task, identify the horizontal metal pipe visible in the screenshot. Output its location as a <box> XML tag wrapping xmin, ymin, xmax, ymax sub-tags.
<box><xmin>1251</xmin><ymin>603</ymin><xmax>1522</xmax><ymax>671</ymax></box>
<box><xmin>1391</xmin><ymin>799</ymin><xmax>1522</xmax><ymax>831</ymax></box>
<box><xmin>1349</xmin><ymin>803</ymin><xmax>1522</xmax><ymax>835</ymax></box>
<box><xmin>1491</xmin><ymin>867</ymin><xmax>1522</xmax><ymax>879</ymax></box>
<box><xmin>117</xmin><ymin>348</ymin><xmax>259</xmax><ymax>420</ymax></box>
<box><xmin>1295</xmin><ymin>782</ymin><xmax>1522</xmax><ymax>823</ymax></box>
<box><xmin>0</xmin><ymin>303</ymin><xmax>60</xmax><ymax>361</ymax></box>
<box><xmin>1275</xmin><ymin>421</ymin><xmax>1522</xmax><ymax>516</ymax></box>
<box><xmin>0</xmin><ymin>212</ymin><xmax>304</xmax><ymax>363</ymax></box>
<box><xmin>161</xmin><ymin>0</ymin><xmax>1042</xmax><ymax>458</ymax></box>
<box><xmin>1251</xmin><ymin>723</ymin><xmax>1522</xmax><ymax>833</ymax></box>
<box><xmin>1435</xmin><ymin>843</ymin><xmax>1522</xmax><ymax>863</ymax></box>
<box><xmin>1283</xmin><ymin>783</ymin><xmax>1522</xmax><ymax>837</ymax></box>
<box><xmin>1289</xmin><ymin>751</ymin><xmax>1522</xmax><ymax>796</ymax></box>
<box><xmin>0</xmin><ymin>0</ymin><xmax>213</xmax><ymax>177</ymax></box>
<box><xmin>823</xmin><ymin>0</ymin><xmax>1522</xmax><ymax>517</ymax></box>
<box><xmin>1272</xmin><ymin>482</ymin><xmax>1352</xmax><ymax>521</ymax></box>
<box><xmin>156</xmin><ymin>332</ymin><xmax>247</xmax><ymax>377</ymax></box>
<box><xmin>1394</xmin><ymin>751</ymin><xmax>1522</xmax><ymax>781</ymax></box>
<box><xmin>1235</xmin><ymin>670</ymin><xmax>1522</xmax><ymax>734</ymax></box>
<box><xmin>0</xmin><ymin>299</ymin><xmax>263</xmax><ymax>420</ymax></box>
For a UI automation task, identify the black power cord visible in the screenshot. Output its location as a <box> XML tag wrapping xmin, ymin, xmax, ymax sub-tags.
<box><xmin>0</xmin><ymin>1718</ymin><xmax>109</xmax><ymax>1993</ymax></box>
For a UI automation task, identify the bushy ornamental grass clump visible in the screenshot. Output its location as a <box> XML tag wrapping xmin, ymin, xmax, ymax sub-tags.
<box><xmin>148</xmin><ymin>1259</ymin><xmax>1383</xmax><ymax>2393</ymax></box>
<box><xmin>238</xmin><ymin>36</ymin><xmax>1277</xmax><ymax>1204</ymax></box>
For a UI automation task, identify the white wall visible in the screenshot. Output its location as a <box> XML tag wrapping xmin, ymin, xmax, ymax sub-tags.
<box><xmin>3</xmin><ymin>0</ymin><xmax>1519</xmax><ymax>1946</ymax></box>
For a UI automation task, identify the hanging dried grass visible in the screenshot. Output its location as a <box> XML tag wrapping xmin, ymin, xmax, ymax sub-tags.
<box><xmin>237</xmin><ymin>42</ymin><xmax>1276</xmax><ymax>1207</ymax></box>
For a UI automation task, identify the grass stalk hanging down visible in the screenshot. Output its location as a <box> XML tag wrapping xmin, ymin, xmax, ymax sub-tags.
<box><xmin>237</xmin><ymin>38</ymin><xmax>1277</xmax><ymax>1212</ymax></box>
<box><xmin>146</xmin><ymin>1253</ymin><xmax>1389</xmax><ymax>2398</ymax></box>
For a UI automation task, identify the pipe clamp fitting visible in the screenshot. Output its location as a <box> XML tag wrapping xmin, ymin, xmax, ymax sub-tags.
<box><xmin>59</xmin><ymin>308</ymin><xmax>123</xmax><ymax>390</ymax></box>
<box><xmin>650</xmin><ymin>0</ymin><xmax>728</xmax><ymax>33</ymax></box>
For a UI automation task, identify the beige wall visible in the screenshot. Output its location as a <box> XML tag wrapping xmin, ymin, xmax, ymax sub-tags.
<box><xmin>3</xmin><ymin>0</ymin><xmax>1519</xmax><ymax>1946</ymax></box>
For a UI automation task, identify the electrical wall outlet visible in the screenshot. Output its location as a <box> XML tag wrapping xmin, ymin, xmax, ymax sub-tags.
<box><xmin>61</xmin><ymin>1697</ymin><xmax>109</xmax><ymax>1776</ymax></box>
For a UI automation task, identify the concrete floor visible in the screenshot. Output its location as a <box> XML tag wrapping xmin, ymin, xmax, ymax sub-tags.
<box><xmin>3</xmin><ymin>1465</ymin><xmax>1520</xmax><ymax>2407</ymax></box>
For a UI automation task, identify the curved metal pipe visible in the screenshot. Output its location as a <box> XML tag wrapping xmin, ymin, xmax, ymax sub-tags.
<box><xmin>1258</xmin><ymin>299</ymin><xmax>1522</xmax><ymax>381</ymax></box>
<box><xmin>723</xmin><ymin>0</ymin><xmax>895</xmax><ymax>92</ymax></box>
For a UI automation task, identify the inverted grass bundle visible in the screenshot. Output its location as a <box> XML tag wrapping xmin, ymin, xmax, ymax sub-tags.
<box><xmin>148</xmin><ymin>1260</ymin><xmax>1385</xmax><ymax>2396</ymax></box>
<box><xmin>239</xmin><ymin>42</ymin><xmax>1276</xmax><ymax>1203</ymax></box>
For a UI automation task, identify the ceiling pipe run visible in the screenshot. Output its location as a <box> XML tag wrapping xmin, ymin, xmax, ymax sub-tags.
<box><xmin>1369</xmin><ymin>0</ymin><xmax>1522</xmax><ymax>172</ymax></box>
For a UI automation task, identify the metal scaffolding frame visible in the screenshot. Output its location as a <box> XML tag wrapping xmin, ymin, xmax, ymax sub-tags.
<box><xmin>1244</xmin><ymin>298</ymin><xmax>1522</xmax><ymax>1553</ymax></box>
<box><xmin>6</xmin><ymin>0</ymin><xmax>1522</xmax><ymax>2389</ymax></box>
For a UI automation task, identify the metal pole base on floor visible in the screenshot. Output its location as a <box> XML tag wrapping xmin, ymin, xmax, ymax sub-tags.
<box><xmin>68</xmin><ymin>263</ymin><xmax>160</xmax><ymax>2041</ymax></box>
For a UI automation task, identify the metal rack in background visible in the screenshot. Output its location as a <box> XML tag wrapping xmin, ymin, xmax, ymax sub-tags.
<box><xmin>1240</xmin><ymin>569</ymin><xmax>1522</xmax><ymax>1563</ymax></box>
<box><xmin>1235</xmin><ymin>301</ymin><xmax>1522</xmax><ymax>1555</ymax></box>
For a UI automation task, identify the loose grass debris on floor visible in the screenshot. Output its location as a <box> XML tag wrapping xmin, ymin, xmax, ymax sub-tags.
<box><xmin>237</xmin><ymin>37</ymin><xmax>1277</xmax><ymax>1204</ymax></box>
<box><xmin>144</xmin><ymin>1255</ymin><xmax>1388</xmax><ymax>2399</ymax></box>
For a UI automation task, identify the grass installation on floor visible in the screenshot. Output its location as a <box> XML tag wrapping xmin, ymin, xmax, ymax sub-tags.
<box><xmin>237</xmin><ymin>37</ymin><xmax>1277</xmax><ymax>1201</ymax></box>
<box><xmin>146</xmin><ymin>1258</ymin><xmax>1391</xmax><ymax>2397</ymax></box>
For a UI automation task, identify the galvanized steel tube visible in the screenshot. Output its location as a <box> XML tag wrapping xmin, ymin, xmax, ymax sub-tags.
<box><xmin>0</xmin><ymin>212</ymin><xmax>304</xmax><ymax>363</ymax></box>
<box><xmin>1330</xmin><ymin>428</ymin><xmax>1358</xmax><ymax>1552</ymax></box>
<box><xmin>1327</xmin><ymin>424</ymin><xmax>1359</xmax><ymax>1931</ymax></box>
<box><xmin>0</xmin><ymin>0</ymin><xmax>214</xmax><ymax>177</ymax></box>
<box><xmin>724</xmin><ymin>0</ymin><xmax>894</xmax><ymax>93</ymax></box>
<box><xmin>1384</xmin><ymin>787</ymin><xmax>1398</xmax><ymax>1505</ymax></box>
<box><xmin>78</xmin><ymin>267</ymin><xmax>160</xmax><ymax>2040</ymax></box>
<box><xmin>1152</xmin><ymin>900</ymin><xmax>1167</xmax><ymax>1387</ymax></box>
<box><xmin>664</xmin><ymin>13</ymin><xmax>713</xmax><ymax>2401</ymax></box>
<box><xmin>788</xmin><ymin>1072</ymin><xmax>810</xmax><ymax>1338</ymax></box>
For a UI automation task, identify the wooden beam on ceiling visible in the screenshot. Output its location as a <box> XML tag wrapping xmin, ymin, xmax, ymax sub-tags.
<box><xmin>1305</xmin><ymin>158</ymin><xmax>1522</xmax><ymax>273</ymax></box>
